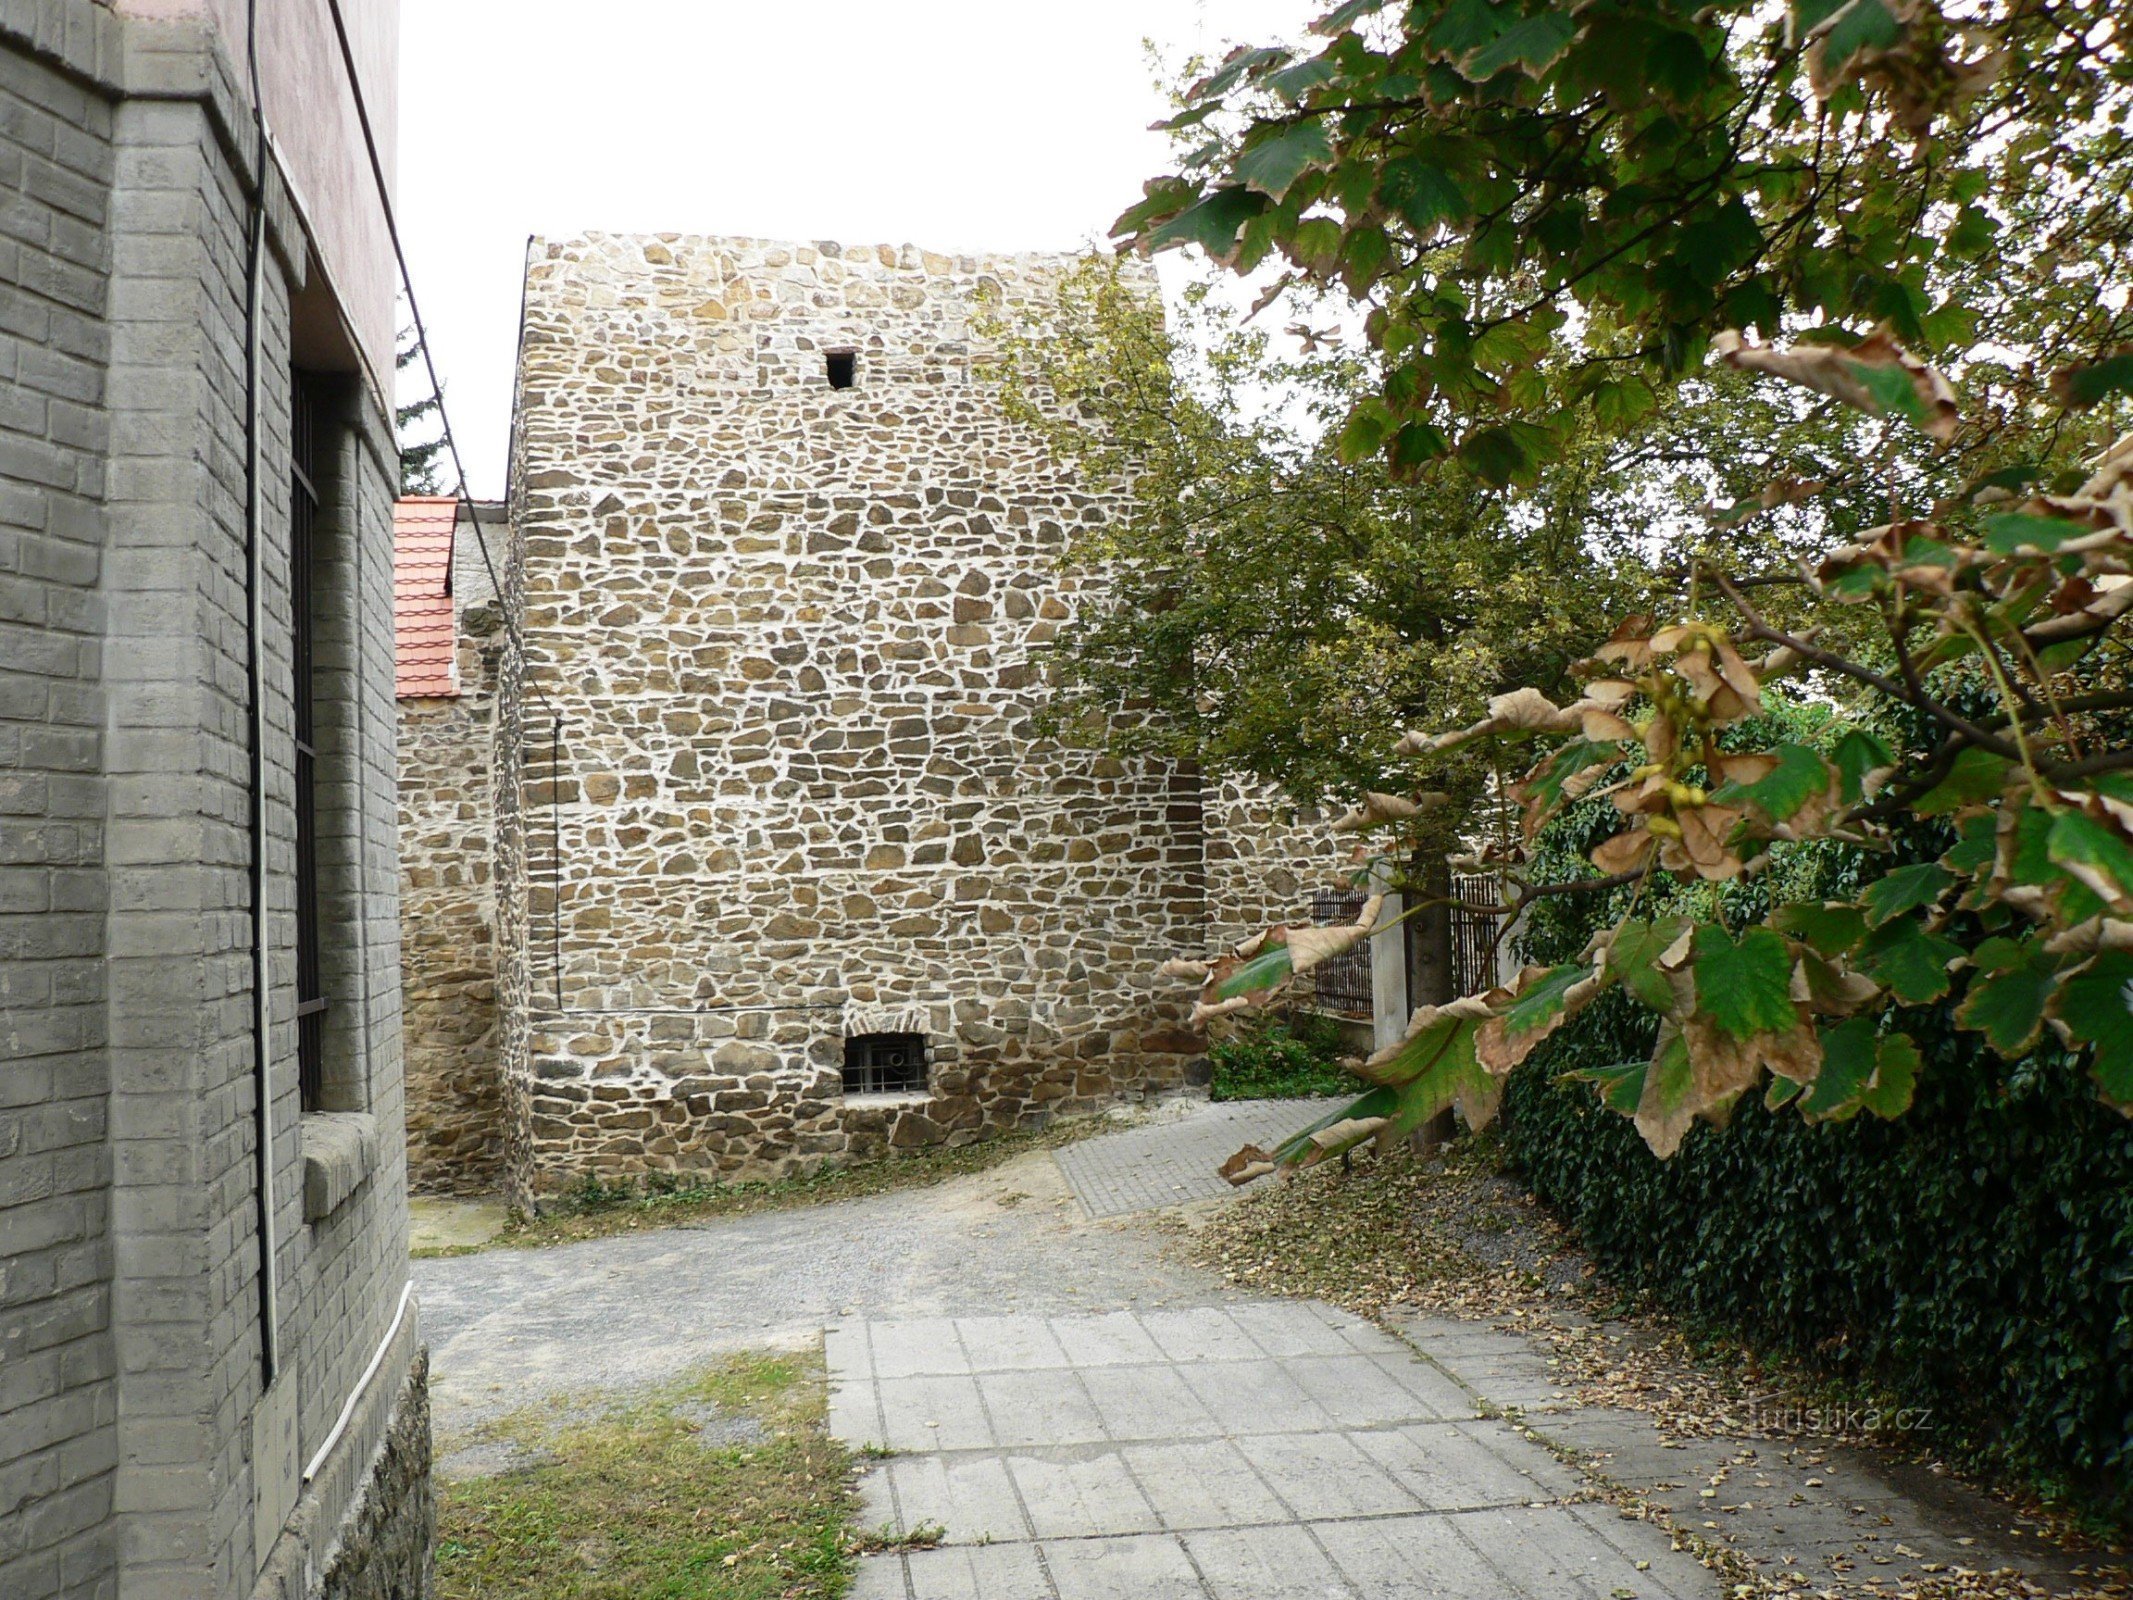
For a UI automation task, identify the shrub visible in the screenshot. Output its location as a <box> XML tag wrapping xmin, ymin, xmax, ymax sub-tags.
<box><xmin>1208</xmin><ymin>1011</ymin><xmax>1357</xmax><ymax>1101</ymax></box>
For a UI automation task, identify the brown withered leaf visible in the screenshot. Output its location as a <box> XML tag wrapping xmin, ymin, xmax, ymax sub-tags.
<box><xmin>1474</xmin><ymin>960</ymin><xmax>1610</xmax><ymax>1075</ymax></box>
<box><xmin>1592</xmin><ymin>615</ymin><xmax>1656</xmax><ymax>672</ymax></box>
<box><xmin>1672</xmin><ymin>648</ymin><xmax>1758</xmax><ymax>723</ymax></box>
<box><xmin>1643</xmin><ymin>712</ymin><xmax>1679</xmax><ymax>764</ymax></box>
<box><xmin>1302</xmin><ymin>1118</ymin><xmax>1390</xmax><ymax>1161</ymax></box>
<box><xmin>1792</xmin><ymin>952</ymin><xmax>1882</xmax><ymax>1015</ymax></box>
<box><xmin>1591</xmin><ymin>826</ymin><xmax>1654</xmax><ymax>875</ymax></box>
<box><xmin>2078</xmin><ymin>430</ymin><xmax>2133</xmax><ymax>500</ymax></box>
<box><xmin>1287</xmin><ymin>893</ymin><xmax>1386</xmax><ymax>974</ymax></box>
<box><xmin>1673</xmin><ymin>803</ymin><xmax>1747</xmax><ymax>880</ymax></box>
<box><xmin>1219</xmin><ymin>1144</ymin><xmax>1276</xmax><ymax>1186</ymax></box>
<box><xmin>1712</xmin><ymin>328</ymin><xmax>1959</xmax><ymax>445</ymax></box>
<box><xmin>1158</xmin><ymin>958</ymin><xmax>1213</xmax><ymax>983</ymax></box>
<box><xmin>1682</xmin><ymin>1012</ymin><xmax>1823</xmax><ymax>1103</ymax></box>
<box><xmin>1713</xmin><ymin>752</ymin><xmax>1778</xmax><ymax>786</ymax></box>
<box><xmin>1330</xmin><ymin>793</ymin><xmax>1444</xmax><ymax>833</ymax></box>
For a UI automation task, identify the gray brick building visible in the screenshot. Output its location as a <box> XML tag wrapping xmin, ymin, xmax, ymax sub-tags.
<box><xmin>1</xmin><ymin>3</ymin><xmax>428</xmax><ymax>1597</ymax></box>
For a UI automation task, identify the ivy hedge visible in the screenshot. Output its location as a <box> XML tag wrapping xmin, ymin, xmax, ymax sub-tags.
<box><xmin>1500</xmin><ymin>755</ymin><xmax>2133</xmax><ymax>1521</ymax></box>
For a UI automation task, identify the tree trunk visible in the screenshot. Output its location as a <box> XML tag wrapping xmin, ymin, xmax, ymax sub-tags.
<box><xmin>1406</xmin><ymin>855</ymin><xmax>1458</xmax><ymax>1155</ymax></box>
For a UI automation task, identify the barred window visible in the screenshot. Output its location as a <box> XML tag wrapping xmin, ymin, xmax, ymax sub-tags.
<box><xmin>843</xmin><ymin>1032</ymin><xmax>927</xmax><ymax>1096</ymax></box>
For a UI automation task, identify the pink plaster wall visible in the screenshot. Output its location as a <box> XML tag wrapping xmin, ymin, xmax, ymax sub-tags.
<box><xmin>116</xmin><ymin>0</ymin><xmax>400</xmax><ymax>390</ymax></box>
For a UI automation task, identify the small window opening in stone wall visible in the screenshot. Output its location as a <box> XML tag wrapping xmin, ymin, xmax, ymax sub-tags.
<box><xmin>825</xmin><ymin>349</ymin><xmax>857</xmax><ymax>389</ymax></box>
<box><xmin>844</xmin><ymin>1032</ymin><xmax>927</xmax><ymax>1095</ymax></box>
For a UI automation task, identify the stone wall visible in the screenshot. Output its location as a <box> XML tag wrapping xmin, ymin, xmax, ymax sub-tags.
<box><xmin>1202</xmin><ymin>776</ymin><xmax>1352</xmax><ymax>952</ymax></box>
<box><xmin>397</xmin><ymin>508</ymin><xmax>508</xmax><ymax>1194</ymax></box>
<box><xmin>503</xmin><ymin>235</ymin><xmax>1206</xmax><ymax>1191</ymax></box>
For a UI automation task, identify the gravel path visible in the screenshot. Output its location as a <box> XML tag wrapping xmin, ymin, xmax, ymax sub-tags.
<box><xmin>414</xmin><ymin>1125</ymin><xmax>1222</xmax><ymax>1441</ymax></box>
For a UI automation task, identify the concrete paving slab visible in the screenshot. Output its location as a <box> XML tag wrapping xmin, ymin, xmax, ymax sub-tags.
<box><xmin>955</xmin><ymin>1314</ymin><xmax>1070</xmax><ymax>1372</ymax></box>
<box><xmin>1010</xmin><ymin>1449</ymin><xmax>1166</xmax><ymax>1539</ymax></box>
<box><xmin>834</xmin><ymin>1306</ymin><xmax>1709</xmax><ymax>1598</ymax></box>
<box><xmin>1244</xmin><ymin>1429</ymin><xmax>1424</xmax><ymax>1521</ymax></box>
<box><xmin>1043</xmin><ymin>1532</ymin><xmax>1207</xmax><ymax>1599</ymax></box>
<box><xmin>979</xmin><ymin>1369</ymin><xmax>1112</xmax><ymax>1448</ymax></box>
<box><xmin>1182</xmin><ymin>1523</ymin><xmax>1359</xmax><ymax>1599</ymax></box>
<box><xmin>1312</xmin><ymin>1511</ymin><xmax>1510</xmax><ymax>1598</ymax></box>
<box><xmin>1051</xmin><ymin>1309</ymin><xmax>1165</xmax><ymax>1368</ymax></box>
<box><xmin>1078</xmin><ymin>1364</ymin><xmax>1223</xmax><ymax>1441</ymax></box>
<box><xmin>1122</xmin><ymin>1439</ymin><xmax>1297</xmax><ymax>1531</ymax></box>
<box><xmin>877</xmin><ymin>1374</ymin><xmax>992</xmax><ymax>1452</ymax></box>
<box><xmin>893</xmin><ymin>1541</ymin><xmax>1055</xmax><ymax>1599</ymax></box>
<box><xmin>1176</xmin><ymin>1357</ymin><xmax>1340</xmax><ymax>1435</ymax></box>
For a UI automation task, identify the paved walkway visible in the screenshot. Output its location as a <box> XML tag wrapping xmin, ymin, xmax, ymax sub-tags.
<box><xmin>831</xmin><ymin>1301</ymin><xmax>1712</xmax><ymax>1599</ymax></box>
<box><xmin>1055</xmin><ymin>1099</ymin><xmax>1345</xmax><ymax>1216</ymax></box>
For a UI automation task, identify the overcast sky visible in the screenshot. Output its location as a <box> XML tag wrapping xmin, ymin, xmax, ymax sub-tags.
<box><xmin>397</xmin><ymin>0</ymin><xmax>1309</xmax><ymax>498</ymax></box>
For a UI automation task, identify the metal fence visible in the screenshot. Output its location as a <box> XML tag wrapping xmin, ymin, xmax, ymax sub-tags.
<box><xmin>1450</xmin><ymin>874</ymin><xmax>1503</xmax><ymax>996</ymax></box>
<box><xmin>1308</xmin><ymin>888</ymin><xmax>1375</xmax><ymax>1018</ymax></box>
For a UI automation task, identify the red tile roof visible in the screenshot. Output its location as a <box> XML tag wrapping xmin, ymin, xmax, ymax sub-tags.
<box><xmin>394</xmin><ymin>496</ymin><xmax>459</xmax><ymax>697</ymax></box>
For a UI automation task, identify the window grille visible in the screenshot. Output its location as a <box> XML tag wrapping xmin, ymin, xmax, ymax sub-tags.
<box><xmin>1308</xmin><ymin>889</ymin><xmax>1374</xmax><ymax>1019</ymax></box>
<box><xmin>291</xmin><ymin>375</ymin><xmax>325</xmax><ymax>1113</ymax></box>
<box><xmin>843</xmin><ymin>1032</ymin><xmax>928</xmax><ymax>1096</ymax></box>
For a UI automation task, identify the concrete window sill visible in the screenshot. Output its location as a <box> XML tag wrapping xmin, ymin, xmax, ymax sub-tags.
<box><xmin>302</xmin><ymin>1111</ymin><xmax>380</xmax><ymax>1223</ymax></box>
<box><xmin>841</xmin><ymin>1091</ymin><xmax>932</xmax><ymax>1109</ymax></box>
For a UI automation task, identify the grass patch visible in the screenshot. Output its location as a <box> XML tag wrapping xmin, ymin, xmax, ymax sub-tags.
<box><xmin>1207</xmin><ymin>1012</ymin><xmax>1356</xmax><ymax>1102</ymax></box>
<box><xmin>422</xmin><ymin>1113</ymin><xmax>1121</xmax><ymax>1256</ymax></box>
<box><xmin>435</xmin><ymin>1349</ymin><xmax>855</xmax><ymax>1600</ymax></box>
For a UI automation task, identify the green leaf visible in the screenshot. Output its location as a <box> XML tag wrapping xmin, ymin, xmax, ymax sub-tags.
<box><xmin>1607</xmin><ymin>916</ymin><xmax>1692</xmax><ymax>1015</ymax></box>
<box><xmin>1146</xmin><ymin>187</ymin><xmax>1269</xmax><ymax>261</ymax></box>
<box><xmin>1457</xmin><ymin>422</ymin><xmax>1552</xmax><ymax>487</ymax></box>
<box><xmin>1516</xmin><ymin>737</ymin><xmax>1620</xmax><ymax>834</ymax></box>
<box><xmin>1337</xmin><ymin>402</ymin><xmax>1390</xmax><ymax>462</ymax></box>
<box><xmin>1192</xmin><ymin>45</ymin><xmax>1292</xmax><ymax>101</ymax></box>
<box><xmin>1235</xmin><ymin>120</ymin><xmax>1337</xmax><ymax>199</ymax></box>
<box><xmin>1980</xmin><ymin>512</ymin><xmax>2099</xmax><ymax>556</ymax></box>
<box><xmin>2050</xmin><ymin>950</ymin><xmax>2133</xmax><ymax>1113</ymax></box>
<box><xmin>1388</xmin><ymin>419</ymin><xmax>1449</xmax><ymax>469</ymax></box>
<box><xmin>1269</xmin><ymin>1085</ymin><xmax>1399</xmax><ymax>1165</ymax></box>
<box><xmin>1914</xmin><ymin>746</ymin><xmax>2014</xmax><ymax>814</ymax></box>
<box><xmin>1860</xmin><ymin>861</ymin><xmax>1953</xmax><ymax>928</ymax></box>
<box><xmin>1313</xmin><ymin>0</ymin><xmax>1391</xmax><ymax>33</ymax></box>
<box><xmin>2003</xmin><ymin>800</ymin><xmax>2107</xmax><ymax>923</ymax></box>
<box><xmin>1494</xmin><ymin>962</ymin><xmax>1602</xmax><ymax>1054</ymax></box>
<box><xmin>1818</xmin><ymin>0</ymin><xmax>1903</xmax><ymax>77</ymax></box>
<box><xmin>1380</xmin><ymin>1015</ymin><xmax>1503</xmax><ymax>1137</ymax></box>
<box><xmin>1214</xmin><ymin>944</ymin><xmax>1295</xmax><ymax>1000</ymax></box>
<box><xmin>1943</xmin><ymin>810</ymin><xmax>1998</xmax><ymax>875</ymax></box>
<box><xmin>1460</xmin><ymin>11</ymin><xmax>1576</xmax><ymax>80</ymax></box>
<box><xmin>1860</xmin><ymin>916</ymin><xmax>1961</xmax><ymax>1004</ymax></box>
<box><xmin>1830</xmin><ymin>729</ymin><xmax>1894</xmax><ymax>804</ymax></box>
<box><xmin>1765</xmin><ymin>1074</ymin><xmax>1804</xmax><ymax>1109</ymax></box>
<box><xmin>1860</xmin><ymin>1033</ymin><xmax>1919</xmax><ymax>1118</ymax></box>
<box><xmin>1567</xmin><ymin>1059</ymin><xmax>1646</xmax><ymax>1115</ymax></box>
<box><xmin>1691</xmin><ymin>925</ymin><xmax>1797</xmax><ymax>1041</ymax></box>
<box><xmin>1710</xmin><ymin>742</ymin><xmax>1830</xmax><ymax>822</ymax></box>
<box><xmin>1850</xmin><ymin>355</ymin><xmax>1931</xmax><ymax>428</ymax></box>
<box><xmin>2047</xmin><ymin>809</ymin><xmax>2133</xmax><ymax>915</ymax></box>
<box><xmin>1773</xmin><ymin>902</ymin><xmax>1868</xmax><ymax>958</ymax></box>
<box><xmin>1267</xmin><ymin>56</ymin><xmax>1341</xmax><ymax>100</ymax></box>
<box><xmin>1955</xmin><ymin>935</ymin><xmax>2057</xmax><ymax>1056</ymax></box>
<box><xmin>1378</xmin><ymin>158</ymin><xmax>1470</xmax><ymax>235</ymax></box>
<box><xmin>2051</xmin><ymin>350</ymin><xmax>2133</xmax><ymax>410</ymax></box>
<box><xmin>1801</xmin><ymin>1015</ymin><xmax>1877</xmax><ymax>1120</ymax></box>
